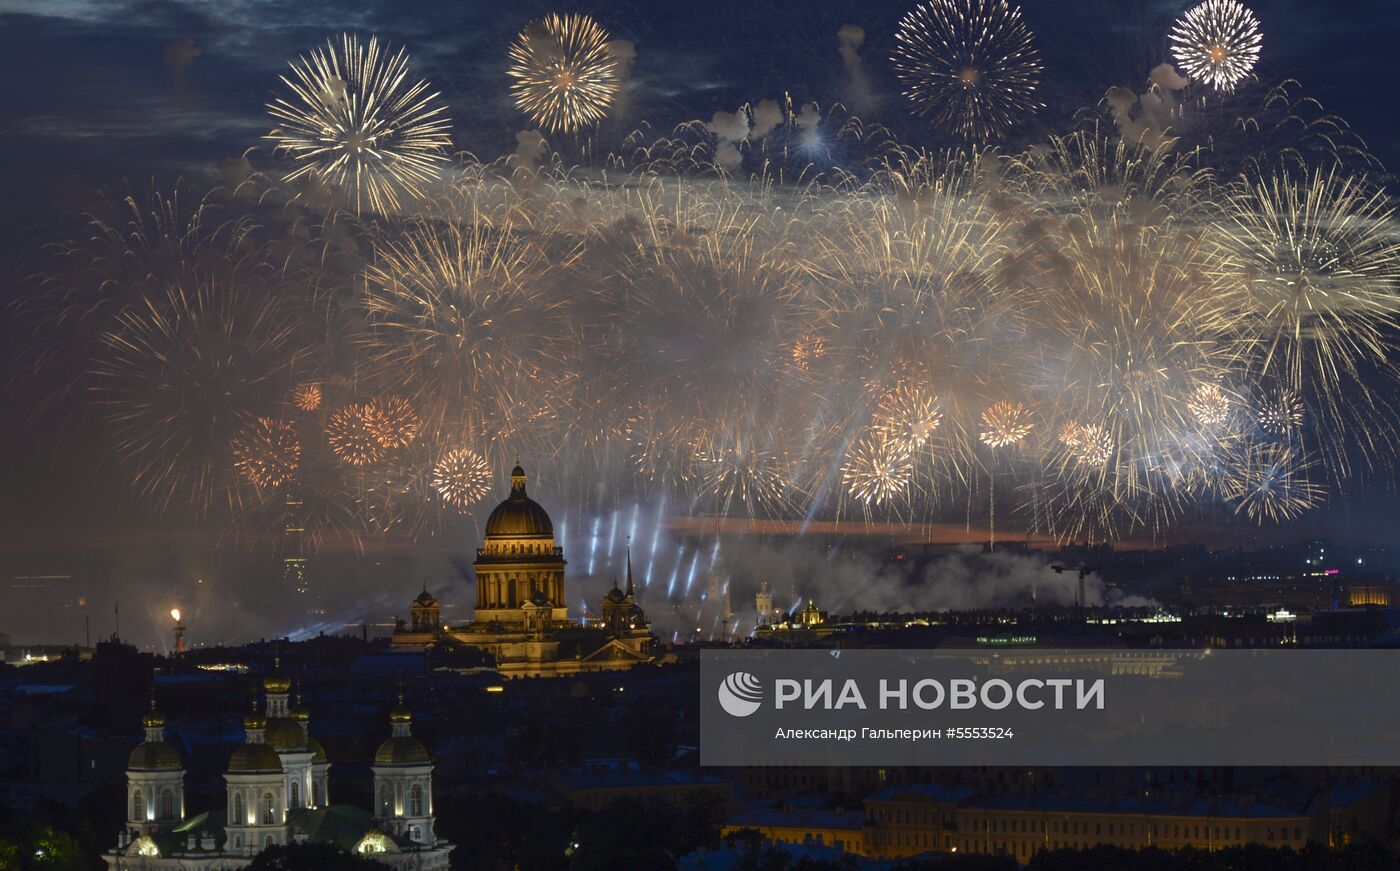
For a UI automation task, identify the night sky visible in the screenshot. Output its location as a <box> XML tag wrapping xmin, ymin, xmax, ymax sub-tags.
<box><xmin>2</xmin><ymin>0</ymin><xmax>1400</xmax><ymax>646</ymax></box>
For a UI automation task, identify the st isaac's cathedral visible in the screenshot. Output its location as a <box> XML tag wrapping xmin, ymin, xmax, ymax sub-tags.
<box><xmin>105</xmin><ymin>670</ymin><xmax>452</xmax><ymax>870</ymax></box>
<box><xmin>392</xmin><ymin>464</ymin><xmax>655</xmax><ymax>677</ymax></box>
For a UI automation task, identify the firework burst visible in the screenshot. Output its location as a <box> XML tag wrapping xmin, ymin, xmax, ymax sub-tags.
<box><xmin>979</xmin><ymin>400</ymin><xmax>1034</xmax><ymax>447</ymax></box>
<box><xmin>1169</xmin><ymin>0</ymin><xmax>1262</xmax><ymax>92</ymax></box>
<box><xmin>507</xmin><ymin>13</ymin><xmax>620</xmax><ymax>134</ymax></box>
<box><xmin>431</xmin><ymin>447</ymin><xmax>492</xmax><ymax>511</ymax></box>
<box><xmin>366</xmin><ymin>394</ymin><xmax>420</xmax><ymax>448</ymax></box>
<box><xmin>874</xmin><ymin>383</ymin><xmax>945</xmax><ymax>453</ymax></box>
<box><xmin>842</xmin><ymin>431</ymin><xmax>914</xmax><ymax>507</ymax></box>
<box><xmin>291</xmin><ymin>382</ymin><xmax>322</xmax><ymax>412</ymax></box>
<box><xmin>1187</xmin><ymin>383</ymin><xmax>1231</xmax><ymax>427</ymax></box>
<box><xmin>89</xmin><ymin>281</ymin><xmax>304</xmax><ymax>514</ymax></box>
<box><xmin>891</xmin><ymin>0</ymin><xmax>1044</xmax><ymax>140</ymax></box>
<box><xmin>1061</xmin><ymin>422</ymin><xmax>1114</xmax><ymax>467</ymax></box>
<box><xmin>267</xmin><ymin>34</ymin><xmax>452</xmax><ymax>214</ymax></box>
<box><xmin>326</xmin><ymin>404</ymin><xmax>387</xmax><ymax>466</ymax></box>
<box><xmin>1224</xmin><ymin>442</ymin><xmax>1324</xmax><ymax>523</ymax></box>
<box><xmin>1255</xmin><ymin>387</ymin><xmax>1304</xmax><ymax>436</ymax></box>
<box><xmin>232</xmin><ymin>418</ymin><xmax>302</xmax><ymax>489</ymax></box>
<box><xmin>360</xmin><ymin>206</ymin><xmax>567</xmax><ymax>461</ymax></box>
<box><xmin>689</xmin><ymin>417</ymin><xmax>794</xmax><ymax>516</ymax></box>
<box><xmin>1213</xmin><ymin>167</ymin><xmax>1400</xmax><ymax>476</ymax></box>
<box><xmin>1215</xmin><ymin>168</ymin><xmax>1400</xmax><ymax>394</ymax></box>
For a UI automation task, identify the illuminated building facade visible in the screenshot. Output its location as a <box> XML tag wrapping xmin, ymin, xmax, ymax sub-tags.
<box><xmin>393</xmin><ymin>464</ymin><xmax>654</xmax><ymax>677</ymax></box>
<box><xmin>727</xmin><ymin>783</ymin><xmax>1316</xmax><ymax>862</ymax></box>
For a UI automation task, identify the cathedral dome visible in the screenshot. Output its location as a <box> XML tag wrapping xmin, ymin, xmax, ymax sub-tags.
<box><xmin>264</xmin><ymin>674</ymin><xmax>292</xmax><ymax>694</ymax></box>
<box><xmin>265</xmin><ymin>717</ymin><xmax>306</xmax><ymax>752</ymax></box>
<box><xmin>228</xmin><ymin>743</ymin><xmax>283</xmax><ymax>773</ymax></box>
<box><xmin>128</xmin><ymin>741</ymin><xmax>181</xmax><ymax>770</ymax></box>
<box><xmin>483</xmin><ymin>465</ymin><xmax>554</xmax><ymax>539</ymax></box>
<box><xmin>307</xmin><ymin>735</ymin><xmax>327</xmax><ymax>761</ymax></box>
<box><xmin>375</xmin><ymin>736</ymin><xmax>430</xmax><ymax>765</ymax></box>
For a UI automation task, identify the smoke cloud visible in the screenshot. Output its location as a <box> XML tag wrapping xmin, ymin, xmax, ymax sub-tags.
<box><xmin>836</xmin><ymin>25</ymin><xmax>877</xmax><ymax>113</ymax></box>
<box><xmin>1107</xmin><ymin>63</ymin><xmax>1188</xmax><ymax>150</ymax></box>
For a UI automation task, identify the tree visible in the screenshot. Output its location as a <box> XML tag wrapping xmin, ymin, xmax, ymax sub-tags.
<box><xmin>17</xmin><ymin>826</ymin><xmax>84</xmax><ymax>871</ymax></box>
<box><xmin>245</xmin><ymin>842</ymin><xmax>393</xmax><ymax>871</ymax></box>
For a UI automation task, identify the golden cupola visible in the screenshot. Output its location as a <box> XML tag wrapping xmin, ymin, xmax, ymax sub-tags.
<box><xmin>483</xmin><ymin>465</ymin><xmax>554</xmax><ymax>538</ymax></box>
<box><xmin>128</xmin><ymin>694</ymin><xmax>181</xmax><ymax>771</ymax></box>
<box><xmin>375</xmin><ymin>693</ymin><xmax>429</xmax><ymax>765</ymax></box>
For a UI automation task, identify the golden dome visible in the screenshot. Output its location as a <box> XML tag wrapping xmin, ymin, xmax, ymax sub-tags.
<box><xmin>264</xmin><ymin>674</ymin><xmax>292</xmax><ymax>694</ymax></box>
<box><xmin>388</xmin><ymin>704</ymin><xmax>413</xmax><ymax>724</ymax></box>
<box><xmin>374</xmin><ymin>736</ymin><xmax>429</xmax><ymax>765</ymax></box>
<box><xmin>243</xmin><ymin>712</ymin><xmax>267</xmax><ymax>731</ymax></box>
<box><xmin>228</xmin><ymin>743</ymin><xmax>283</xmax><ymax>773</ymax></box>
<box><xmin>264</xmin><ymin>717</ymin><xmax>306</xmax><ymax>752</ymax></box>
<box><xmin>483</xmin><ymin>465</ymin><xmax>554</xmax><ymax>538</ymax></box>
<box><xmin>142</xmin><ymin>710</ymin><xmax>167</xmax><ymax>729</ymax></box>
<box><xmin>128</xmin><ymin>741</ymin><xmax>181</xmax><ymax>770</ymax></box>
<box><xmin>307</xmin><ymin>736</ymin><xmax>328</xmax><ymax>761</ymax></box>
<box><xmin>414</xmin><ymin>586</ymin><xmax>438</xmax><ymax>607</ymax></box>
<box><xmin>289</xmin><ymin>702</ymin><xmax>311</xmax><ymax>722</ymax></box>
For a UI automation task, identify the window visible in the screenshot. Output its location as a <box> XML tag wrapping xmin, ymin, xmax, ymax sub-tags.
<box><xmin>290</xmin><ymin>781</ymin><xmax>300</xmax><ymax>809</ymax></box>
<box><xmin>410</xmin><ymin>783</ymin><xmax>423</xmax><ymax>816</ymax></box>
<box><xmin>160</xmin><ymin>788</ymin><xmax>174</xmax><ymax>820</ymax></box>
<box><xmin>262</xmin><ymin>792</ymin><xmax>275</xmax><ymax>825</ymax></box>
<box><xmin>234</xmin><ymin>793</ymin><xmax>244</xmax><ymax>824</ymax></box>
<box><xmin>132</xmin><ymin>789</ymin><xmax>144</xmax><ymax>821</ymax></box>
<box><xmin>379</xmin><ymin>784</ymin><xmax>393</xmax><ymax>816</ymax></box>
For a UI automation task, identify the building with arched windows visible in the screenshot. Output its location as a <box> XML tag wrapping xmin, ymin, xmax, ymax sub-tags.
<box><xmin>104</xmin><ymin>675</ymin><xmax>452</xmax><ymax>870</ymax></box>
<box><xmin>392</xmin><ymin>464</ymin><xmax>655</xmax><ymax>678</ymax></box>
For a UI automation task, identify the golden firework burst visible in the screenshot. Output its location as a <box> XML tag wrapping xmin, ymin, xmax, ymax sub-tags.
<box><xmin>432</xmin><ymin>447</ymin><xmax>492</xmax><ymax>511</ymax></box>
<box><xmin>979</xmin><ymin>400</ymin><xmax>1034</xmax><ymax>447</ymax></box>
<box><xmin>507</xmin><ymin>13</ymin><xmax>620</xmax><ymax>134</ymax></box>
<box><xmin>291</xmin><ymin>382</ymin><xmax>322</xmax><ymax>412</ymax></box>
<box><xmin>366</xmin><ymin>394</ymin><xmax>419</xmax><ymax>448</ymax></box>
<box><xmin>326</xmin><ymin>404</ymin><xmax>386</xmax><ymax>466</ymax></box>
<box><xmin>232</xmin><ymin>418</ymin><xmax>301</xmax><ymax>489</ymax></box>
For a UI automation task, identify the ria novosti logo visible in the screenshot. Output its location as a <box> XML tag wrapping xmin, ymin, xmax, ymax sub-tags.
<box><xmin>717</xmin><ymin>672</ymin><xmax>764</xmax><ymax>717</ymax></box>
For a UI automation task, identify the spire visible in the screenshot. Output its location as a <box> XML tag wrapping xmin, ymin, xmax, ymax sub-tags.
<box><xmin>244</xmin><ymin>695</ymin><xmax>267</xmax><ymax>739</ymax></box>
<box><xmin>142</xmin><ymin>686</ymin><xmax>165</xmax><ymax>737</ymax></box>
<box><xmin>626</xmin><ymin>542</ymin><xmax>635</xmax><ymax>598</ymax></box>
<box><xmin>389</xmin><ymin>680</ymin><xmax>412</xmax><ymax>736</ymax></box>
